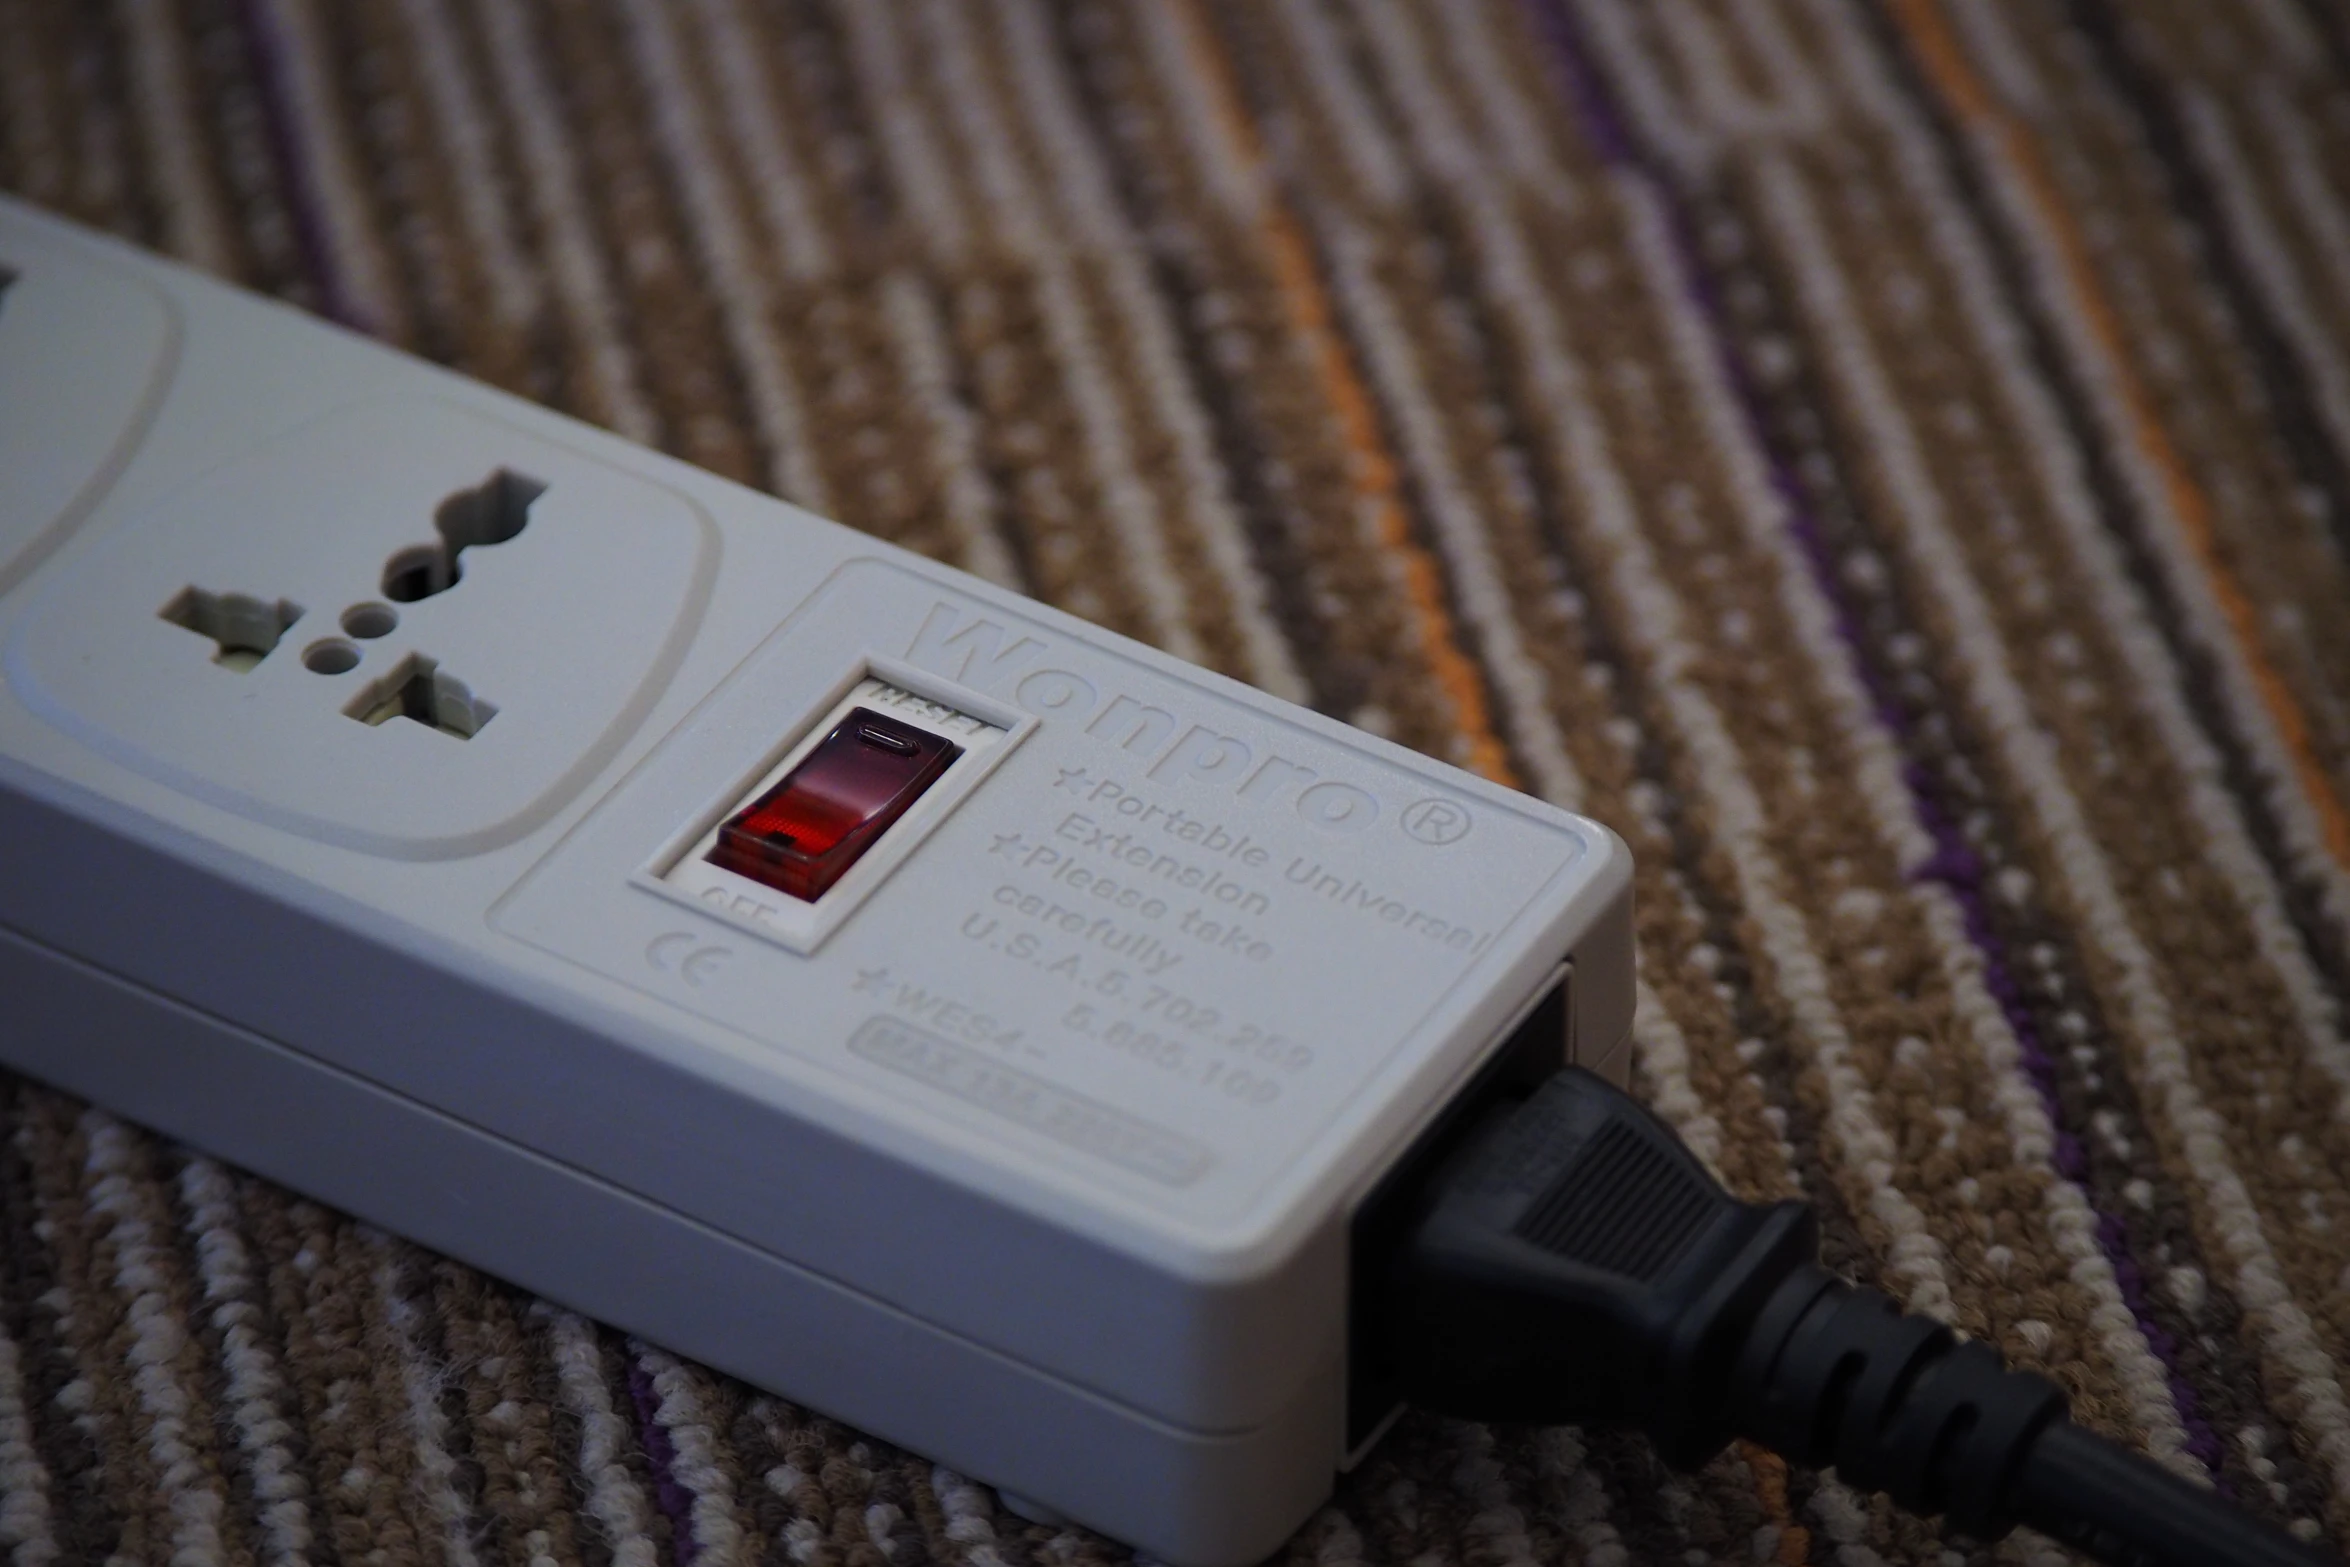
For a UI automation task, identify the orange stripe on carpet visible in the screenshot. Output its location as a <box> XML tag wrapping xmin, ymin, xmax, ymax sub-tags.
<box><xmin>1170</xmin><ymin>1</ymin><xmax>1520</xmax><ymax>790</ymax></box>
<box><xmin>1739</xmin><ymin>1442</ymin><xmax>1814</xmax><ymax>1566</ymax></box>
<box><xmin>1892</xmin><ymin>0</ymin><xmax>2350</xmax><ymax>874</ymax></box>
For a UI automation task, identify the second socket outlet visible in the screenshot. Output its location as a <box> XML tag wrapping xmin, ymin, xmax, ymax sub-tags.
<box><xmin>5</xmin><ymin>397</ymin><xmax>717</xmax><ymax>857</ymax></box>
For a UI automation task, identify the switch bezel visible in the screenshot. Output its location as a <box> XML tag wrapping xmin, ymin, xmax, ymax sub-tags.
<box><xmin>641</xmin><ymin>657</ymin><xmax>1032</xmax><ymax>954</ymax></box>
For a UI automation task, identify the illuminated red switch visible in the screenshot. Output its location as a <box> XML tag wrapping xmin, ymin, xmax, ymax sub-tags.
<box><xmin>707</xmin><ymin>708</ymin><xmax>961</xmax><ymax>901</ymax></box>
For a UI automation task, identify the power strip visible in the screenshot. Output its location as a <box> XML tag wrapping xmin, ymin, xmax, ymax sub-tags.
<box><xmin>0</xmin><ymin>196</ymin><xmax>1632</xmax><ymax>1567</ymax></box>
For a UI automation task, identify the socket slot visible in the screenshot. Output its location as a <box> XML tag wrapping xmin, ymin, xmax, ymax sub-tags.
<box><xmin>381</xmin><ymin>467</ymin><xmax>545</xmax><ymax>603</ymax></box>
<box><xmin>303</xmin><ymin>639</ymin><xmax>359</xmax><ymax>675</ymax></box>
<box><xmin>159</xmin><ymin>586</ymin><xmax>304</xmax><ymax>672</ymax></box>
<box><xmin>340</xmin><ymin>602</ymin><xmax>398</xmax><ymax>639</ymax></box>
<box><xmin>345</xmin><ymin>654</ymin><xmax>497</xmax><ymax>739</ymax></box>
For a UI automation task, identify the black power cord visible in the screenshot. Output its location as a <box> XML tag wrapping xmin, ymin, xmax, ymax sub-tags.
<box><xmin>1381</xmin><ymin>1068</ymin><xmax>2343</xmax><ymax>1567</ymax></box>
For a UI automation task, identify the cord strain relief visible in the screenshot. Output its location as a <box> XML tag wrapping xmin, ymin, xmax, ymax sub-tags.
<box><xmin>1726</xmin><ymin>1266</ymin><xmax>2067</xmax><ymax>1538</ymax></box>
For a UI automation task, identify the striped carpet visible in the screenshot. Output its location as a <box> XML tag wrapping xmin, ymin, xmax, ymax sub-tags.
<box><xmin>6</xmin><ymin>1</ymin><xmax>2350</xmax><ymax>1562</ymax></box>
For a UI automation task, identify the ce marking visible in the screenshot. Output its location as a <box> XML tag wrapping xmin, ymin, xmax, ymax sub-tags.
<box><xmin>646</xmin><ymin>931</ymin><xmax>732</xmax><ymax>988</ymax></box>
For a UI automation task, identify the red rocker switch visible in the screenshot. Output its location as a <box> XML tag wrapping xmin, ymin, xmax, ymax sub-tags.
<box><xmin>707</xmin><ymin>708</ymin><xmax>960</xmax><ymax>900</ymax></box>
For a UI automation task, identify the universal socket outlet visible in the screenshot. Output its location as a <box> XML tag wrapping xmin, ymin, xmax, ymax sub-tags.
<box><xmin>5</xmin><ymin>398</ymin><xmax>718</xmax><ymax>856</ymax></box>
<box><xmin>0</xmin><ymin>196</ymin><xmax>1637</xmax><ymax>1567</ymax></box>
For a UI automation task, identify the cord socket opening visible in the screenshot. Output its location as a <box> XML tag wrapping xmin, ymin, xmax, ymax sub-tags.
<box><xmin>1344</xmin><ymin>962</ymin><xmax>1570</xmax><ymax>1454</ymax></box>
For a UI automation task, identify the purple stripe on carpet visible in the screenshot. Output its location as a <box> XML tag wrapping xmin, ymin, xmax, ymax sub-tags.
<box><xmin>629</xmin><ymin>1350</ymin><xmax>702</xmax><ymax>1564</ymax></box>
<box><xmin>1526</xmin><ymin>0</ymin><xmax>2227</xmax><ymax>1482</ymax></box>
<box><xmin>237</xmin><ymin>0</ymin><xmax>369</xmax><ymax>333</ymax></box>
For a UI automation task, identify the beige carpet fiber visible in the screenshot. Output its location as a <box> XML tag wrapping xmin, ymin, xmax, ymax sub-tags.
<box><xmin>5</xmin><ymin>1</ymin><xmax>2350</xmax><ymax>1562</ymax></box>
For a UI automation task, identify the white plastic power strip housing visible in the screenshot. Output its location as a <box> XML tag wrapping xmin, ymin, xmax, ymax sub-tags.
<box><xmin>0</xmin><ymin>196</ymin><xmax>1633</xmax><ymax>1566</ymax></box>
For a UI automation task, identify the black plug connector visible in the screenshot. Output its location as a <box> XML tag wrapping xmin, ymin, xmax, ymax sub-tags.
<box><xmin>1379</xmin><ymin>1069</ymin><xmax>2342</xmax><ymax>1567</ymax></box>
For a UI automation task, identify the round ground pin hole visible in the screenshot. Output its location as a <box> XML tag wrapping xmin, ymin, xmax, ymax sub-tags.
<box><xmin>341</xmin><ymin>601</ymin><xmax>399</xmax><ymax>639</ymax></box>
<box><xmin>304</xmin><ymin>638</ymin><xmax>361</xmax><ymax>675</ymax></box>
